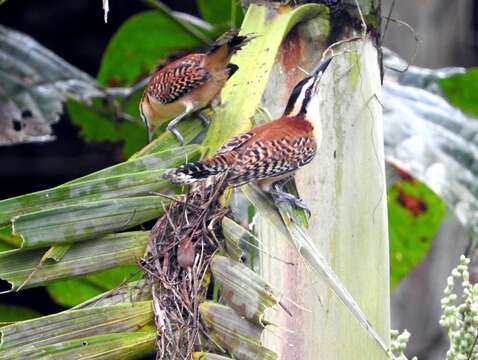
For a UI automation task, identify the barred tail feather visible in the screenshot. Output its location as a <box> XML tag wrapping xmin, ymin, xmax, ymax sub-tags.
<box><xmin>208</xmin><ymin>30</ymin><xmax>253</xmax><ymax>57</ymax></box>
<box><xmin>162</xmin><ymin>156</ymin><xmax>229</xmax><ymax>185</ymax></box>
<box><xmin>226</xmin><ymin>63</ymin><xmax>239</xmax><ymax>78</ymax></box>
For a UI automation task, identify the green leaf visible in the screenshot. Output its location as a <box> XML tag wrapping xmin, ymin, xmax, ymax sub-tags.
<box><xmin>221</xmin><ymin>217</ymin><xmax>247</xmax><ymax>261</ymax></box>
<box><xmin>199</xmin><ymin>302</ymin><xmax>277</xmax><ymax>360</ymax></box>
<box><xmin>0</xmin><ymin>226</ymin><xmax>20</xmax><ymax>251</ymax></box>
<box><xmin>0</xmin><ymin>170</ymin><xmax>169</xmax><ymax>227</ymax></box>
<box><xmin>97</xmin><ymin>11</ymin><xmax>204</xmax><ymax>86</ymax></box>
<box><xmin>0</xmin><ymin>302</ymin><xmax>153</xmax><ymax>355</ymax></box>
<box><xmin>72</xmin><ymin>280</ymin><xmax>151</xmax><ymax>309</ymax></box>
<box><xmin>439</xmin><ymin>68</ymin><xmax>478</xmax><ymax>118</ymax></box>
<box><xmin>0</xmin><ymin>145</ymin><xmax>200</xmax><ymax>227</ymax></box>
<box><xmin>47</xmin><ymin>265</ymin><xmax>140</xmax><ymax>308</ymax></box>
<box><xmin>0</xmin><ymin>305</ymin><xmax>41</xmax><ymax>323</ymax></box>
<box><xmin>74</xmin><ymin>144</ymin><xmax>201</xmax><ymax>183</ymax></box>
<box><xmin>67</xmin><ymin>10</ymin><xmax>206</xmax><ymax>156</ymax></box>
<box><xmin>198</xmin><ymin>0</ymin><xmax>244</xmax><ymax>29</ymax></box>
<box><xmin>193</xmin><ymin>353</ymin><xmax>233</xmax><ymax>360</ymax></box>
<box><xmin>0</xmin><ymin>231</ymin><xmax>147</xmax><ymax>291</ymax></box>
<box><xmin>129</xmin><ymin>118</ymin><xmax>205</xmax><ymax>160</ymax></box>
<box><xmin>211</xmin><ymin>255</ymin><xmax>278</xmax><ymax>324</ymax></box>
<box><xmin>388</xmin><ymin>179</ymin><xmax>445</xmax><ymax>288</ymax></box>
<box><xmin>1</xmin><ymin>331</ymin><xmax>155</xmax><ymax>360</ymax></box>
<box><xmin>41</xmin><ymin>244</ymin><xmax>71</xmax><ymax>263</ymax></box>
<box><xmin>12</xmin><ymin>196</ymin><xmax>169</xmax><ymax>248</ymax></box>
<box><xmin>67</xmin><ymin>98</ymin><xmax>146</xmax><ymax>159</ymax></box>
<box><xmin>242</xmin><ymin>184</ymin><xmax>391</xmax><ymax>355</ymax></box>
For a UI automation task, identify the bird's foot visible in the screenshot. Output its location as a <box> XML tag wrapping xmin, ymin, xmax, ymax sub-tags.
<box><xmin>167</xmin><ymin>123</ymin><xmax>185</xmax><ymax>145</ymax></box>
<box><xmin>198</xmin><ymin>112</ymin><xmax>210</xmax><ymax>128</ymax></box>
<box><xmin>271</xmin><ymin>188</ymin><xmax>311</xmax><ymax>217</ymax></box>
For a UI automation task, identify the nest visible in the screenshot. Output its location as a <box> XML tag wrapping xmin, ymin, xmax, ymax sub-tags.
<box><xmin>140</xmin><ymin>176</ymin><xmax>229</xmax><ymax>360</ymax></box>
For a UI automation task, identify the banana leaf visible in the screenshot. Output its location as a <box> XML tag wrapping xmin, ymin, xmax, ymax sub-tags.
<box><xmin>0</xmin><ymin>170</ymin><xmax>170</xmax><ymax>227</ymax></box>
<box><xmin>199</xmin><ymin>302</ymin><xmax>277</xmax><ymax>360</ymax></box>
<box><xmin>211</xmin><ymin>255</ymin><xmax>278</xmax><ymax>325</ymax></box>
<box><xmin>0</xmin><ymin>331</ymin><xmax>155</xmax><ymax>360</ymax></box>
<box><xmin>221</xmin><ymin>217</ymin><xmax>248</xmax><ymax>261</ymax></box>
<box><xmin>0</xmin><ymin>144</ymin><xmax>201</xmax><ymax>227</ymax></box>
<box><xmin>130</xmin><ymin>118</ymin><xmax>206</xmax><ymax>160</ymax></box>
<box><xmin>12</xmin><ymin>196</ymin><xmax>170</xmax><ymax>248</ymax></box>
<box><xmin>0</xmin><ymin>301</ymin><xmax>153</xmax><ymax>354</ymax></box>
<box><xmin>193</xmin><ymin>353</ymin><xmax>233</xmax><ymax>360</ymax></box>
<box><xmin>74</xmin><ymin>144</ymin><xmax>202</xmax><ymax>183</ymax></box>
<box><xmin>0</xmin><ymin>231</ymin><xmax>148</xmax><ymax>291</ymax></box>
<box><xmin>73</xmin><ymin>279</ymin><xmax>151</xmax><ymax>309</ymax></box>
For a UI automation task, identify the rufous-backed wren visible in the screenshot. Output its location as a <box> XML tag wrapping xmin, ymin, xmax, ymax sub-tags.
<box><xmin>140</xmin><ymin>30</ymin><xmax>252</xmax><ymax>144</ymax></box>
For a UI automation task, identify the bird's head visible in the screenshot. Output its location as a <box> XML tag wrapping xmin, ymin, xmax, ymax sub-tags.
<box><xmin>283</xmin><ymin>57</ymin><xmax>332</xmax><ymax>118</ymax></box>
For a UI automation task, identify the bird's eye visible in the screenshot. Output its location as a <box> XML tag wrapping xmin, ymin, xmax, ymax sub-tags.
<box><xmin>305</xmin><ymin>88</ymin><xmax>312</xmax><ymax>97</ymax></box>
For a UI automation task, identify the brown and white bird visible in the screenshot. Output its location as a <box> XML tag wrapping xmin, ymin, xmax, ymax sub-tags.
<box><xmin>140</xmin><ymin>30</ymin><xmax>251</xmax><ymax>144</ymax></box>
<box><xmin>162</xmin><ymin>58</ymin><xmax>332</xmax><ymax>210</ymax></box>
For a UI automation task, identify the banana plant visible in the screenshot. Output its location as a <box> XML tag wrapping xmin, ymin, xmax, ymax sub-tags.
<box><xmin>0</xmin><ymin>1</ymin><xmax>391</xmax><ymax>359</ymax></box>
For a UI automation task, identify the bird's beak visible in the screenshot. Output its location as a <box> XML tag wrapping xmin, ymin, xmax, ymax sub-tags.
<box><xmin>313</xmin><ymin>57</ymin><xmax>333</xmax><ymax>78</ymax></box>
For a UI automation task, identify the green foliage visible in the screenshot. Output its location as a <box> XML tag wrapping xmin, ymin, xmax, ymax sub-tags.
<box><xmin>0</xmin><ymin>232</ymin><xmax>148</xmax><ymax>291</ymax></box>
<box><xmin>0</xmin><ymin>302</ymin><xmax>153</xmax><ymax>354</ymax></box>
<box><xmin>198</xmin><ymin>0</ymin><xmax>244</xmax><ymax>30</ymax></box>
<box><xmin>4</xmin><ymin>332</ymin><xmax>155</xmax><ymax>359</ymax></box>
<box><xmin>47</xmin><ymin>265</ymin><xmax>139</xmax><ymax>307</ymax></box>
<box><xmin>0</xmin><ymin>304</ymin><xmax>41</xmax><ymax>322</ymax></box>
<box><xmin>388</xmin><ymin>179</ymin><xmax>446</xmax><ymax>288</ymax></box>
<box><xmin>440</xmin><ymin>68</ymin><xmax>478</xmax><ymax>118</ymax></box>
<box><xmin>13</xmin><ymin>196</ymin><xmax>169</xmax><ymax>248</ymax></box>
<box><xmin>97</xmin><ymin>11</ymin><xmax>206</xmax><ymax>86</ymax></box>
<box><xmin>0</xmin><ymin>226</ymin><xmax>20</xmax><ymax>251</ymax></box>
<box><xmin>67</xmin><ymin>98</ymin><xmax>146</xmax><ymax>159</ymax></box>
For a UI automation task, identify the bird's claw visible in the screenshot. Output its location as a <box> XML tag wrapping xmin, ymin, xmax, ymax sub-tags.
<box><xmin>198</xmin><ymin>113</ymin><xmax>210</xmax><ymax>128</ymax></box>
<box><xmin>167</xmin><ymin>124</ymin><xmax>185</xmax><ymax>145</ymax></box>
<box><xmin>272</xmin><ymin>190</ymin><xmax>311</xmax><ymax>218</ymax></box>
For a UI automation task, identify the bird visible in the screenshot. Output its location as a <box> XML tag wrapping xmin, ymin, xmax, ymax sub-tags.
<box><xmin>140</xmin><ymin>30</ymin><xmax>252</xmax><ymax>145</ymax></box>
<box><xmin>162</xmin><ymin>57</ymin><xmax>333</xmax><ymax>211</ymax></box>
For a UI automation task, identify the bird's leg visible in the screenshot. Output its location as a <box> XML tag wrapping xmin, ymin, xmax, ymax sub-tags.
<box><xmin>146</xmin><ymin>126</ymin><xmax>153</xmax><ymax>144</ymax></box>
<box><xmin>197</xmin><ymin>111</ymin><xmax>210</xmax><ymax>128</ymax></box>
<box><xmin>140</xmin><ymin>107</ymin><xmax>154</xmax><ymax>144</ymax></box>
<box><xmin>270</xmin><ymin>179</ymin><xmax>311</xmax><ymax>217</ymax></box>
<box><xmin>167</xmin><ymin>106</ymin><xmax>193</xmax><ymax>145</ymax></box>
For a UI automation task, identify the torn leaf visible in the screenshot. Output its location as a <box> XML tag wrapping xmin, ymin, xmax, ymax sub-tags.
<box><xmin>0</xmin><ymin>25</ymin><xmax>103</xmax><ymax>145</ymax></box>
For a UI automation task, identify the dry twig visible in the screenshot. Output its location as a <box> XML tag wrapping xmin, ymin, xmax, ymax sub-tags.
<box><xmin>140</xmin><ymin>176</ymin><xmax>229</xmax><ymax>359</ymax></box>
